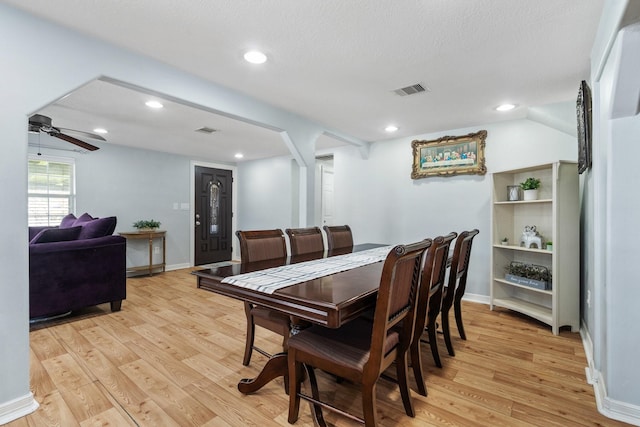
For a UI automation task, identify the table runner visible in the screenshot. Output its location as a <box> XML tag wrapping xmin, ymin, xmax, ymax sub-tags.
<box><xmin>221</xmin><ymin>245</ymin><xmax>394</xmax><ymax>294</ymax></box>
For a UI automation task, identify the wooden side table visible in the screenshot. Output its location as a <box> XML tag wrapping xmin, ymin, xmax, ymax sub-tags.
<box><xmin>119</xmin><ymin>230</ymin><xmax>166</xmax><ymax>276</ymax></box>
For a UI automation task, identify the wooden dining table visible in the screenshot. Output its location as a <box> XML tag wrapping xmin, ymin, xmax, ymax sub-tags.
<box><xmin>192</xmin><ymin>243</ymin><xmax>388</xmax><ymax>394</ymax></box>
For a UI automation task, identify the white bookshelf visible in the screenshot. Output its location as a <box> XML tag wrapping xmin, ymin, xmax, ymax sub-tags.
<box><xmin>490</xmin><ymin>162</ymin><xmax>579</xmax><ymax>335</ymax></box>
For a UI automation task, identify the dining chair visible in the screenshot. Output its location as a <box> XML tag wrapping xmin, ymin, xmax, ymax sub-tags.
<box><xmin>412</xmin><ymin>232</ymin><xmax>456</xmax><ymax>377</ymax></box>
<box><xmin>285</xmin><ymin>227</ymin><xmax>324</xmax><ymax>255</ymax></box>
<box><xmin>323</xmin><ymin>224</ymin><xmax>353</xmax><ymax>251</ymax></box>
<box><xmin>287</xmin><ymin>239</ymin><xmax>432</xmax><ymax>427</ymax></box>
<box><xmin>235</xmin><ymin>229</ymin><xmax>292</xmax><ymax>366</ymax></box>
<box><xmin>408</xmin><ymin>232</ymin><xmax>456</xmax><ymax>396</ymax></box>
<box><xmin>440</xmin><ymin>229</ymin><xmax>479</xmax><ymax>356</ymax></box>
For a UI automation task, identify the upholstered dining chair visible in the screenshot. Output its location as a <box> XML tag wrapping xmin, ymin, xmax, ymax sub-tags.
<box><xmin>408</xmin><ymin>232</ymin><xmax>456</xmax><ymax>396</ymax></box>
<box><xmin>285</xmin><ymin>227</ymin><xmax>324</xmax><ymax>256</ymax></box>
<box><xmin>235</xmin><ymin>229</ymin><xmax>291</xmax><ymax>366</ymax></box>
<box><xmin>287</xmin><ymin>239</ymin><xmax>432</xmax><ymax>427</ymax></box>
<box><xmin>440</xmin><ymin>229</ymin><xmax>479</xmax><ymax>356</ymax></box>
<box><xmin>323</xmin><ymin>224</ymin><xmax>354</xmax><ymax>251</ymax></box>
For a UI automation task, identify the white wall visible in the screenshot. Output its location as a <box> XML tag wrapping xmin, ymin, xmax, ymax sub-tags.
<box><xmin>236</xmin><ymin>157</ymin><xmax>294</xmax><ymax>231</ymax></box>
<box><xmin>584</xmin><ymin>3</ymin><xmax>640</xmax><ymax>423</ymax></box>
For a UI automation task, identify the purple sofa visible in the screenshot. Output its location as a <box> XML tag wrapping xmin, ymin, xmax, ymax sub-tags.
<box><xmin>28</xmin><ymin>213</ymin><xmax>126</xmax><ymax>319</ymax></box>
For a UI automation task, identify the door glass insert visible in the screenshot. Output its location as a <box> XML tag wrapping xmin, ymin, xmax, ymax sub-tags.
<box><xmin>209</xmin><ymin>180</ymin><xmax>220</xmax><ymax>234</ymax></box>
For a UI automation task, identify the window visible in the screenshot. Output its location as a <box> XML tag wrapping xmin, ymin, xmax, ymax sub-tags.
<box><xmin>28</xmin><ymin>157</ymin><xmax>75</xmax><ymax>226</ymax></box>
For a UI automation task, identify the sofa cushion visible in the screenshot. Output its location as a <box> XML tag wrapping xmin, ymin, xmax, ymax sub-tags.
<box><xmin>30</xmin><ymin>225</ymin><xmax>82</xmax><ymax>244</ymax></box>
<box><xmin>73</xmin><ymin>212</ymin><xmax>95</xmax><ymax>226</ymax></box>
<box><xmin>78</xmin><ymin>216</ymin><xmax>117</xmax><ymax>239</ymax></box>
<box><xmin>59</xmin><ymin>213</ymin><xmax>77</xmax><ymax>228</ymax></box>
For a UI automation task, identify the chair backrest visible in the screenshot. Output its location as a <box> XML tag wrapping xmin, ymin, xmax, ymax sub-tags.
<box><xmin>323</xmin><ymin>225</ymin><xmax>354</xmax><ymax>251</ymax></box>
<box><xmin>235</xmin><ymin>229</ymin><xmax>287</xmax><ymax>262</ymax></box>
<box><xmin>413</xmin><ymin>232</ymin><xmax>457</xmax><ymax>337</ymax></box>
<box><xmin>442</xmin><ymin>229</ymin><xmax>479</xmax><ymax>309</ymax></box>
<box><xmin>285</xmin><ymin>227</ymin><xmax>324</xmax><ymax>255</ymax></box>
<box><xmin>365</xmin><ymin>239</ymin><xmax>432</xmax><ymax>376</ymax></box>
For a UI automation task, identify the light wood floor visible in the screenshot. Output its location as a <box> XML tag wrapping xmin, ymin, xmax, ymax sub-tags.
<box><xmin>7</xmin><ymin>268</ymin><xmax>628</xmax><ymax>427</ymax></box>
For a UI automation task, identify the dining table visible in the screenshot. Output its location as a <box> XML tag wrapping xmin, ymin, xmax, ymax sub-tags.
<box><xmin>192</xmin><ymin>243</ymin><xmax>390</xmax><ymax>395</ymax></box>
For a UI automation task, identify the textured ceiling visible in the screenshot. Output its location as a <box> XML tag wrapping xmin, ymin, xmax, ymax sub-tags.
<box><xmin>10</xmin><ymin>0</ymin><xmax>604</xmax><ymax>160</ymax></box>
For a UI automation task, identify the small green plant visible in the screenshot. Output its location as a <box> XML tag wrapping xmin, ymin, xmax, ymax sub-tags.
<box><xmin>501</xmin><ymin>237</ymin><xmax>508</xmax><ymax>243</ymax></box>
<box><xmin>546</xmin><ymin>241</ymin><xmax>553</xmax><ymax>246</ymax></box>
<box><xmin>520</xmin><ymin>177</ymin><xmax>541</xmax><ymax>190</ymax></box>
<box><xmin>133</xmin><ymin>219</ymin><xmax>161</xmax><ymax>229</ymax></box>
<box><xmin>506</xmin><ymin>262</ymin><xmax>551</xmax><ymax>283</ymax></box>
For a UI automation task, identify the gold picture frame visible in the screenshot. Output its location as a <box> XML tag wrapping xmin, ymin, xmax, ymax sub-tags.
<box><xmin>411</xmin><ymin>130</ymin><xmax>487</xmax><ymax>179</ymax></box>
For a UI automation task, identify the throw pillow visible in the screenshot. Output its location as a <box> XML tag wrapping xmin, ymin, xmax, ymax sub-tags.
<box><xmin>59</xmin><ymin>213</ymin><xmax>77</xmax><ymax>228</ymax></box>
<box><xmin>73</xmin><ymin>212</ymin><xmax>94</xmax><ymax>226</ymax></box>
<box><xmin>77</xmin><ymin>216</ymin><xmax>117</xmax><ymax>239</ymax></box>
<box><xmin>30</xmin><ymin>226</ymin><xmax>82</xmax><ymax>244</ymax></box>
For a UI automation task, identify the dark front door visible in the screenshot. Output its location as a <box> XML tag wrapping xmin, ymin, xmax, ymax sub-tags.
<box><xmin>194</xmin><ymin>166</ymin><xmax>233</xmax><ymax>265</ymax></box>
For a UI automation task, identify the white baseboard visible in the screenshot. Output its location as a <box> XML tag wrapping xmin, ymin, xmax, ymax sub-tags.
<box><xmin>461</xmin><ymin>292</ymin><xmax>490</xmax><ymax>305</ymax></box>
<box><xmin>166</xmin><ymin>262</ymin><xmax>190</xmax><ymax>271</ymax></box>
<box><xmin>0</xmin><ymin>392</ymin><xmax>38</xmax><ymax>425</ymax></box>
<box><xmin>581</xmin><ymin>326</ymin><xmax>640</xmax><ymax>426</ymax></box>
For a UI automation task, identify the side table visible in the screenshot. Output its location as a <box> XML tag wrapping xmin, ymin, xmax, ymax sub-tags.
<box><xmin>119</xmin><ymin>230</ymin><xmax>166</xmax><ymax>276</ymax></box>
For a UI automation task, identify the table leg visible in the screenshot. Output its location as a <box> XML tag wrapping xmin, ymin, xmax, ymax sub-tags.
<box><xmin>238</xmin><ymin>352</ymin><xmax>288</xmax><ymax>394</ymax></box>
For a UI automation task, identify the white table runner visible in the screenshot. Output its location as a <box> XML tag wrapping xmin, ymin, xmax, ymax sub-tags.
<box><xmin>222</xmin><ymin>245</ymin><xmax>394</xmax><ymax>294</ymax></box>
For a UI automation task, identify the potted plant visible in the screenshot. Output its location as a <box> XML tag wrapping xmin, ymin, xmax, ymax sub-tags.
<box><xmin>520</xmin><ymin>177</ymin><xmax>541</xmax><ymax>201</ymax></box>
<box><xmin>546</xmin><ymin>241</ymin><xmax>553</xmax><ymax>251</ymax></box>
<box><xmin>501</xmin><ymin>237</ymin><xmax>509</xmax><ymax>245</ymax></box>
<box><xmin>133</xmin><ymin>219</ymin><xmax>161</xmax><ymax>231</ymax></box>
<box><xmin>505</xmin><ymin>261</ymin><xmax>552</xmax><ymax>290</ymax></box>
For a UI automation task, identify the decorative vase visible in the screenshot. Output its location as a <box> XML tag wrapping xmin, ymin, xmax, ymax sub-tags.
<box><xmin>546</xmin><ymin>244</ymin><xmax>553</xmax><ymax>251</ymax></box>
<box><xmin>523</xmin><ymin>189</ymin><xmax>538</xmax><ymax>201</ymax></box>
<box><xmin>507</xmin><ymin>185</ymin><xmax>520</xmax><ymax>201</ymax></box>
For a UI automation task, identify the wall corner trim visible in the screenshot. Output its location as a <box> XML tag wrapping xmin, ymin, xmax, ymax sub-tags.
<box><xmin>581</xmin><ymin>326</ymin><xmax>640</xmax><ymax>426</ymax></box>
<box><xmin>0</xmin><ymin>392</ymin><xmax>39</xmax><ymax>425</ymax></box>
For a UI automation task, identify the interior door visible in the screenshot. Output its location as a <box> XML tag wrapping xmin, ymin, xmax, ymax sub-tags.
<box><xmin>321</xmin><ymin>164</ymin><xmax>334</xmax><ymax>226</ymax></box>
<box><xmin>194</xmin><ymin>166</ymin><xmax>233</xmax><ymax>265</ymax></box>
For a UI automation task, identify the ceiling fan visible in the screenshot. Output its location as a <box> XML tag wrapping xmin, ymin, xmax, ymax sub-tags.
<box><xmin>28</xmin><ymin>114</ymin><xmax>105</xmax><ymax>151</ymax></box>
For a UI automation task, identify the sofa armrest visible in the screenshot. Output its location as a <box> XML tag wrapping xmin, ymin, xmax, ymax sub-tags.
<box><xmin>29</xmin><ymin>226</ymin><xmax>55</xmax><ymax>241</ymax></box>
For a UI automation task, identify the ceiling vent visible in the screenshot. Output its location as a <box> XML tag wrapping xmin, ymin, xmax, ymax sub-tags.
<box><xmin>195</xmin><ymin>126</ymin><xmax>217</xmax><ymax>134</ymax></box>
<box><xmin>394</xmin><ymin>83</ymin><xmax>429</xmax><ymax>96</ymax></box>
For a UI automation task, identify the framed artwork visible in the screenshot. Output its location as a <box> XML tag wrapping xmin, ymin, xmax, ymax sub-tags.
<box><xmin>411</xmin><ymin>130</ymin><xmax>487</xmax><ymax>179</ymax></box>
<box><xmin>577</xmin><ymin>80</ymin><xmax>592</xmax><ymax>174</ymax></box>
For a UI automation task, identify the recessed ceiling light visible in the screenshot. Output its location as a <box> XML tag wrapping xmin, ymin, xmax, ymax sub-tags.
<box><xmin>496</xmin><ymin>103</ymin><xmax>516</xmax><ymax>112</ymax></box>
<box><xmin>234</xmin><ymin>153</ymin><xmax>244</xmax><ymax>159</ymax></box>
<box><xmin>385</xmin><ymin>125</ymin><xmax>399</xmax><ymax>133</ymax></box>
<box><xmin>93</xmin><ymin>128</ymin><xmax>108</xmax><ymax>134</ymax></box>
<box><xmin>243</xmin><ymin>50</ymin><xmax>267</xmax><ymax>64</ymax></box>
<box><xmin>145</xmin><ymin>100</ymin><xmax>164</xmax><ymax>109</ymax></box>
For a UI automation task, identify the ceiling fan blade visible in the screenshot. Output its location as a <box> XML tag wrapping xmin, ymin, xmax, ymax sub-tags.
<box><xmin>53</xmin><ymin>132</ymin><xmax>100</xmax><ymax>151</ymax></box>
<box><xmin>57</xmin><ymin>127</ymin><xmax>106</xmax><ymax>141</ymax></box>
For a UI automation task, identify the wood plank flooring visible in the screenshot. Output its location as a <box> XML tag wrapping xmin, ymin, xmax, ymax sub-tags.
<box><xmin>8</xmin><ymin>268</ymin><xmax>628</xmax><ymax>426</ymax></box>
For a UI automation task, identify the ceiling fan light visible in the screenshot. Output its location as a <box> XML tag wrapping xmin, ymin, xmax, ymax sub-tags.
<box><xmin>234</xmin><ymin>153</ymin><xmax>244</xmax><ymax>159</ymax></box>
<box><xmin>385</xmin><ymin>125</ymin><xmax>398</xmax><ymax>133</ymax></box>
<box><xmin>145</xmin><ymin>100</ymin><xmax>164</xmax><ymax>109</ymax></box>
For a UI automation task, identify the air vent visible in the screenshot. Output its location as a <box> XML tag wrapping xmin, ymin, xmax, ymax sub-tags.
<box><xmin>195</xmin><ymin>127</ymin><xmax>217</xmax><ymax>134</ymax></box>
<box><xmin>394</xmin><ymin>83</ymin><xmax>429</xmax><ymax>96</ymax></box>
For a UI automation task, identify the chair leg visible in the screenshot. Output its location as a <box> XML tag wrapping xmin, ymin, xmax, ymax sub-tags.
<box><xmin>287</xmin><ymin>349</ymin><xmax>302</xmax><ymax>424</ymax></box>
<box><xmin>454</xmin><ymin>299</ymin><xmax>466</xmax><ymax>340</ymax></box>
<box><xmin>361</xmin><ymin>381</ymin><xmax>378</xmax><ymax>427</ymax></box>
<box><xmin>242</xmin><ymin>302</ymin><xmax>255</xmax><ymax>366</ymax></box>
<box><xmin>442</xmin><ymin>307</ymin><xmax>455</xmax><ymax>356</ymax></box>
<box><xmin>396</xmin><ymin>353</ymin><xmax>415</xmax><ymax>417</ymax></box>
<box><xmin>410</xmin><ymin>333</ymin><xmax>427</xmax><ymax>396</ymax></box>
<box><xmin>427</xmin><ymin>321</ymin><xmax>442</xmax><ymax>368</ymax></box>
